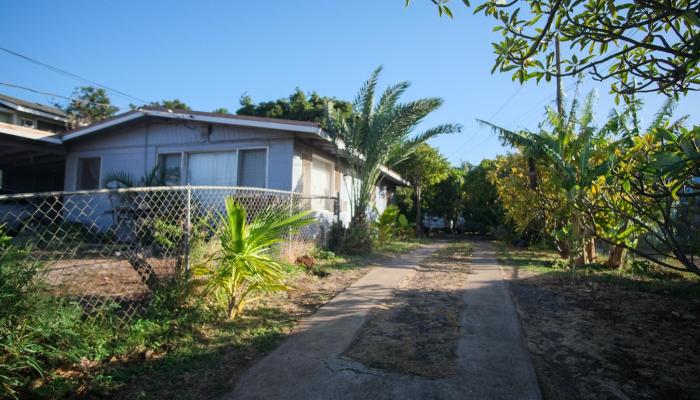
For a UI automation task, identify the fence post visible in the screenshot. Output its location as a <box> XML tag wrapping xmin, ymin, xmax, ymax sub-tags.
<box><xmin>184</xmin><ymin>185</ymin><xmax>192</xmax><ymax>274</ymax></box>
<box><xmin>287</xmin><ymin>192</ymin><xmax>294</xmax><ymax>259</ymax></box>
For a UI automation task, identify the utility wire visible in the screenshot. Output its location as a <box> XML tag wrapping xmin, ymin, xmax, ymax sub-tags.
<box><xmin>446</xmin><ymin>85</ymin><xmax>524</xmax><ymax>161</ymax></box>
<box><xmin>0</xmin><ymin>82</ymin><xmax>131</xmax><ymax>111</ymax></box>
<box><xmin>0</xmin><ymin>47</ymin><xmax>148</xmax><ymax>104</ymax></box>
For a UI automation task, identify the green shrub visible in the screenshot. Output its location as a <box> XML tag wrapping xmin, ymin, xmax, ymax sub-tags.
<box><xmin>194</xmin><ymin>198</ymin><xmax>313</xmax><ymax>320</ymax></box>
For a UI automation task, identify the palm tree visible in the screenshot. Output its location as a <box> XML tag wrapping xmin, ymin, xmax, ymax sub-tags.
<box><xmin>195</xmin><ymin>197</ymin><xmax>313</xmax><ymax>319</ymax></box>
<box><xmin>324</xmin><ymin>66</ymin><xmax>461</xmax><ymax>238</ymax></box>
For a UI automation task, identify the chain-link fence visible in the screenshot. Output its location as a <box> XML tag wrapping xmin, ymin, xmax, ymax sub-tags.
<box><xmin>0</xmin><ymin>186</ymin><xmax>338</xmax><ymax>323</ymax></box>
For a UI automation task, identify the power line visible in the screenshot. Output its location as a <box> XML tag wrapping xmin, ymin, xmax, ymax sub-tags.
<box><xmin>0</xmin><ymin>46</ymin><xmax>148</xmax><ymax>104</ymax></box>
<box><xmin>0</xmin><ymin>82</ymin><xmax>130</xmax><ymax>111</ymax></box>
<box><xmin>446</xmin><ymin>85</ymin><xmax>524</xmax><ymax>160</ymax></box>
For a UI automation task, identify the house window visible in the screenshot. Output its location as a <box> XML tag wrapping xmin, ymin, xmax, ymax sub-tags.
<box><xmin>238</xmin><ymin>149</ymin><xmax>267</xmax><ymax>188</ymax></box>
<box><xmin>187</xmin><ymin>152</ymin><xmax>236</xmax><ymax>186</ymax></box>
<box><xmin>0</xmin><ymin>112</ymin><xmax>11</xmax><ymax>124</ymax></box>
<box><xmin>77</xmin><ymin>157</ymin><xmax>101</xmax><ymax>190</ymax></box>
<box><xmin>20</xmin><ymin>118</ymin><xmax>36</xmax><ymax>128</ymax></box>
<box><xmin>158</xmin><ymin>153</ymin><xmax>181</xmax><ymax>185</ymax></box>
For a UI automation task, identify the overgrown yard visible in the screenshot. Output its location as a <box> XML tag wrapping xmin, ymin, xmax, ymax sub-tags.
<box><xmin>14</xmin><ymin>241</ymin><xmax>422</xmax><ymax>400</ymax></box>
<box><xmin>495</xmin><ymin>243</ymin><xmax>700</xmax><ymax>400</ymax></box>
<box><xmin>344</xmin><ymin>242</ymin><xmax>471</xmax><ymax>378</ymax></box>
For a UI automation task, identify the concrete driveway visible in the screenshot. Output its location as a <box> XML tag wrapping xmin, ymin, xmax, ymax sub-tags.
<box><xmin>223</xmin><ymin>241</ymin><xmax>541</xmax><ymax>400</ymax></box>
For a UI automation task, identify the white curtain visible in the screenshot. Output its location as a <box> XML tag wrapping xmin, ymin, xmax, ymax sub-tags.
<box><xmin>187</xmin><ymin>152</ymin><xmax>236</xmax><ymax>186</ymax></box>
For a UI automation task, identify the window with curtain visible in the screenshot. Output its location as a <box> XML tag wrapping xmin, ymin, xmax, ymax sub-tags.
<box><xmin>158</xmin><ymin>153</ymin><xmax>181</xmax><ymax>185</ymax></box>
<box><xmin>77</xmin><ymin>157</ymin><xmax>100</xmax><ymax>190</ymax></box>
<box><xmin>238</xmin><ymin>149</ymin><xmax>267</xmax><ymax>188</ymax></box>
<box><xmin>187</xmin><ymin>152</ymin><xmax>236</xmax><ymax>186</ymax></box>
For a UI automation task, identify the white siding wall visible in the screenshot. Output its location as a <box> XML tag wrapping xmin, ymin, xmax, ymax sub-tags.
<box><xmin>64</xmin><ymin>121</ymin><xmax>295</xmax><ymax>191</ymax></box>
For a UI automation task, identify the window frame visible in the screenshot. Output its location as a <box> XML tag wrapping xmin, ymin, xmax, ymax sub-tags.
<box><xmin>157</xmin><ymin>152</ymin><xmax>183</xmax><ymax>186</ymax></box>
<box><xmin>19</xmin><ymin>118</ymin><xmax>37</xmax><ymax>129</ymax></box>
<box><xmin>76</xmin><ymin>157</ymin><xmax>102</xmax><ymax>190</ymax></box>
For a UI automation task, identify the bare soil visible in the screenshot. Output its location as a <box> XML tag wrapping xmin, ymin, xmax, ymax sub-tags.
<box><xmin>507</xmin><ymin>270</ymin><xmax>700</xmax><ymax>400</ymax></box>
<box><xmin>343</xmin><ymin>244</ymin><xmax>470</xmax><ymax>378</ymax></box>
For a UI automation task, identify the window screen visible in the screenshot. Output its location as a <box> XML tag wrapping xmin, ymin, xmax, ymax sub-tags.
<box><xmin>187</xmin><ymin>152</ymin><xmax>236</xmax><ymax>186</ymax></box>
<box><xmin>77</xmin><ymin>157</ymin><xmax>100</xmax><ymax>190</ymax></box>
<box><xmin>238</xmin><ymin>149</ymin><xmax>267</xmax><ymax>188</ymax></box>
<box><xmin>158</xmin><ymin>153</ymin><xmax>181</xmax><ymax>185</ymax></box>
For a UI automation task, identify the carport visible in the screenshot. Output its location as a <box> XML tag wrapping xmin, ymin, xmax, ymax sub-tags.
<box><xmin>0</xmin><ymin>121</ymin><xmax>66</xmax><ymax>194</ymax></box>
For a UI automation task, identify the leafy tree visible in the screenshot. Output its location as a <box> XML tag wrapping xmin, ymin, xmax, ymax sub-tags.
<box><xmin>424</xmin><ymin>166</ymin><xmax>464</xmax><ymax>227</ymax></box>
<box><xmin>195</xmin><ymin>198</ymin><xmax>313</xmax><ymax>319</ymax></box>
<box><xmin>395</xmin><ymin>144</ymin><xmax>452</xmax><ymax>236</ymax></box>
<box><xmin>237</xmin><ymin>88</ymin><xmax>352</xmax><ymax>128</ymax></box>
<box><xmin>325</xmin><ymin>67</ymin><xmax>461</xmax><ymax>248</ymax></box>
<box><xmin>417</xmin><ymin>0</ymin><xmax>700</xmax><ymax>101</ymax></box>
<box><xmin>61</xmin><ymin>86</ymin><xmax>119</xmax><ymax>128</ymax></box>
<box><xmin>489</xmin><ymin>152</ymin><xmax>567</xmax><ymax>245</ymax></box>
<box><xmin>460</xmin><ymin>160</ymin><xmax>503</xmax><ymax>234</ymax></box>
<box><xmin>211</xmin><ymin>107</ymin><xmax>230</xmax><ymax>114</ymax></box>
<box><xmin>142</xmin><ymin>99</ymin><xmax>191</xmax><ymax>110</ymax></box>
<box><xmin>584</xmin><ymin>101</ymin><xmax>700</xmax><ymax>275</ymax></box>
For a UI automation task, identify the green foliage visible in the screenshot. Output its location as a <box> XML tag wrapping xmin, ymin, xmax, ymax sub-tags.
<box><xmin>373</xmin><ymin>205</ymin><xmax>402</xmax><ymax>245</ymax></box>
<box><xmin>325</xmin><ymin>66</ymin><xmax>461</xmax><ymax>228</ymax></box>
<box><xmin>194</xmin><ymin>198</ymin><xmax>313</xmax><ymax>319</ymax></box>
<box><xmin>104</xmin><ymin>165</ymin><xmax>178</xmax><ymax>188</ymax></box>
<box><xmin>61</xmin><ymin>86</ymin><xmax>119</xmax><ymax>129</ymax></box>
<box><xmin>140</xmin><ymin>99</ymin><xmax>191</xmax><ymax>111</ymax></box>
<box><xmin>419</xmin><ymin>0</ymin><xmax>700</xmax><ymax>101</ymax></box>
<box><xmin>237</xmin><ymin>88</ymin><xmax>352</xmax><ymax>129</ymax></box>
<box><xmin>424</xmin><ymin>166</ymin><xmax>464</xmax><ymax>222</ymax></box>
<box><xmin>152</xmin><ymin>218</ymin><xmax>183</xmax><ymax>250</ymax></box>
<box><xmin>459</xmin><ymin>160</ymin><xmax>503</xmax><ymax>234</ymax></box>
<box><xmin>314</xmin><ymin>249</ymin><xmax>337</xmax><ymax>261</ymax></box>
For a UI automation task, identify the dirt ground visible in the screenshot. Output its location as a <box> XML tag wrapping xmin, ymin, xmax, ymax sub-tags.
<box><xmin>507</xmin><ymin>270</ymin><xmax>700</xmax><ymax>400</ymax></box>
<box><xmin>343</xmin><ymin>243</ymin><xmax>471</xmax><ymax>378</ymax></box>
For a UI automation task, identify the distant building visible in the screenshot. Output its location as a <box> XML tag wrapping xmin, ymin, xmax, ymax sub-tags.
<box><xmin>0</xmin><ymin>93</ymin><xmax>68</xmax><ymax>193</ymax></box>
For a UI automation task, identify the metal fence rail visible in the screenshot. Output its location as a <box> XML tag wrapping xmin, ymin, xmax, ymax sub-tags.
<box><xmin>0</xmin><ymin>186</ymin><xmax>338</xmax><ymax>323</ymax></box>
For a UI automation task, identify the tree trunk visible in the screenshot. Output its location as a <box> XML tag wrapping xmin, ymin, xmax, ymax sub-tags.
<box><xmin>125</xmin><ymin>250</ymin><xmax>160</xmax><ymax>292</ymax></box>
<box><xmin>607</xmin><ymin>246</ymin><xmax>627</xmax><ymax>269</ymax></box>
<box><xmin>585</xmin><ymin>237</ymin><xmax>596</xmax><ymax>263</ymax></box>
<box><xmin>415</xmin><ymin>186</ymin><xmax>422</xmax><ymax>238</ymax></box>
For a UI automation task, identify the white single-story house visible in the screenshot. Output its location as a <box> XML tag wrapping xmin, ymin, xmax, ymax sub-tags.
<box><xmin>1</xmin><ymin>103</ymin><xmax>407</xmax><ymax>227</ymax></box>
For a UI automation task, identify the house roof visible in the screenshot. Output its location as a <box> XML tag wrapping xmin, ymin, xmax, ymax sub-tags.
<box><xmin>61</xmin><ymin>108</ymin><xmax>324</xmax><ymax>140</ymax></box>
<box><xmin>0</xmin><ymin>93</ymin><xmax>68</xmax><ymax>121</ymax></box>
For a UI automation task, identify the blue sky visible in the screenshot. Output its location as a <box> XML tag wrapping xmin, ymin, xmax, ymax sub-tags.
<box><xmin>2</xmin><ymin>0</ymin><xmax>698</xmax><ymax>166</ymax></box>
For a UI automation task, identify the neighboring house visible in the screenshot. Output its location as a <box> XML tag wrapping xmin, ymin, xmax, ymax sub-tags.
<box><xmin>1</xmin><ymin>99</ymin><xmax>407</xmax><ymax>227</ymax></box>
<box><xmin>0</xmin><ymin>93</ymin><xmax>67</xmax><ymax>194</ymax></box>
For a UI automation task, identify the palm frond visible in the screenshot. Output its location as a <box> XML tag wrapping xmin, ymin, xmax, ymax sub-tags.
<box><xmin>103</xmin><ymin>171</ymin><xmax>136</xmax><ymax>188</ymax></box>
<box><xmin>647</xmin><ymin>97</ymin><xmax>677</xmax><ymax>131</ymax></box>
